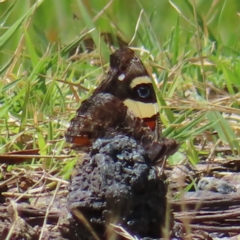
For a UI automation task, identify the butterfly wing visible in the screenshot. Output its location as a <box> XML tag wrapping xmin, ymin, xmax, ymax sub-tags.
<box><xmin>65</xmin><ymin>93</ymin><xmax>127</xmax><ymax>149</ymax></box>
<box><xmin>65</xmin><ymin>47</ymin><xmax>178</xmax><ymax>162</ymax></box>
<box><xmin>93</xmin><ymin>47</ymin><xmax>161</xmax><ymax>140</ymax></box>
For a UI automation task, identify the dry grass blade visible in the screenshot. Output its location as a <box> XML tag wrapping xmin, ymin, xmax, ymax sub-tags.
<box><xmin>39</xmin><ymin>181</ymin><xmax>61</xmax><ymax>240</ymax></box>
<box><xmin>5</xmin><ymin>201</ymin><xmax>19</xmax><ymax>240</ymax></box>
<box><xmin>71</xmin><ymin>208</ymin><xmax>101</xmax><ymax>240</ymax></box>
<box><xmin>110</xmin><ymin>224</ymin><xmax>138</xmax><ymax>240</ymax></box>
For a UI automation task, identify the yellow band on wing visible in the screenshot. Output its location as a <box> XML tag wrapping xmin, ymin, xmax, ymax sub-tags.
<box><xmin>123</xmin><ymin>99</ymin><xmax>158</xmax><ymax>119</ymax></box>
<box><xmin>129</xmin><ymin>76</ymin><xmax>152</xmax><ymax>88</ymax></box>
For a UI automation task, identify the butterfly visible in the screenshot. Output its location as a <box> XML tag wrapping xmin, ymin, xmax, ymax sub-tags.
<box><xmin>65</xmin><ymin>47</ymin><xmax>178</xmax><ymax>163</ymax></box>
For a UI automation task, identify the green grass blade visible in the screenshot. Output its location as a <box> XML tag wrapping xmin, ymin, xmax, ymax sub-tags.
<box><xmin>207</xmin><ymin>111</ymin><xmax>239</xmax><ymax>152</ymax></box>
<box><xmin>0</xmin><ymin>0</ymin><xmax>44</xmax><ymax>49</ymax></box>
<box><xmin>0</xmin><ymin>0</ymin><xmax>17</xmax><ymax>25</ymax></box>
<box><xmin>24</xmin><ymin>29</ymin><xmax>39</xmax><ymax>68</ymax></box>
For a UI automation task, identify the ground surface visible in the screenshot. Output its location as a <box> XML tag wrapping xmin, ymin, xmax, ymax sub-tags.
<box><xmin>1</xmin><ymin>145</ymin><xmax>240</xmax><ymax>239</ymax></box>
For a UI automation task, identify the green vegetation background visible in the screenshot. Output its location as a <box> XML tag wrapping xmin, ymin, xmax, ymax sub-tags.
<box><xmin>1</xmin><ymin>0</ymin><xmax>240</xmax><ymax>178</ymax></box>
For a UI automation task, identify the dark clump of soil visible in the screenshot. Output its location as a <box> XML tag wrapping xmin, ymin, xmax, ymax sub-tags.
<box><xmin>0</xmin><ymin>134</ymin><xmax>167</xmax><ymax>240</ymax></box>
<box><xmin>65</xmin><ymin>135</ymin><xmax>167</xmax><ymax>240</ymax></box>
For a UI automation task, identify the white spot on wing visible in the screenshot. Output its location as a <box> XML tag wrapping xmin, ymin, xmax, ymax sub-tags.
<box><xmin>118</xmin><ymin>74</ymin><xmax>125</xmax><ymax>81</ymax></box>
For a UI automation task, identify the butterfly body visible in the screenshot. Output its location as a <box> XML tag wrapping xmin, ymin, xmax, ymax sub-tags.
<box><xmin>65</xmin><ymin>47</ymin><xmax>178</xmax><ymax>163</ymax></box>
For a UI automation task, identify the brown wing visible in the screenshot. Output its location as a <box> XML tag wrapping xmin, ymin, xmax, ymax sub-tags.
<box><xmin>65</xmin><ymin>93</ymin><xmax>178</xmax><ymax>163</ymax></box>
<box><xmin>65</xmin><ymin>47</ymin><xmax>178</xmax><ymax>162</ymax></box>
<box><xmin>65</xmin><ymin>93</ymin><xmax>127</xmax><ymax>150</ymax></box>
<box><xmin>93</xmin><ymin>47</ymin><xmax>161</xmax><ymax>140</ymax></box>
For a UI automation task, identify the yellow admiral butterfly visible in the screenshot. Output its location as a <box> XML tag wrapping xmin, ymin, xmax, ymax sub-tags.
<box><xmin>65</xmin><ymin>47</ymin><xmax>178</xmax><ymax>163</ymax></box>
